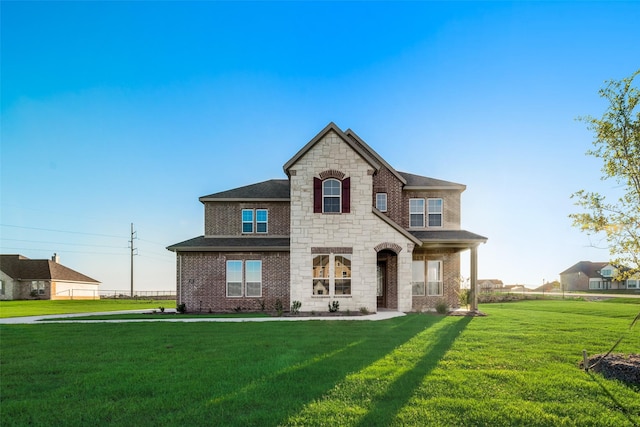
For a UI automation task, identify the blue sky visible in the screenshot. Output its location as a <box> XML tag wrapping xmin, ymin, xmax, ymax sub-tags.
<box><xmin>2</xmin><ymin>1</ymin><xmax>639</xmax><ymax>292</ymax></box>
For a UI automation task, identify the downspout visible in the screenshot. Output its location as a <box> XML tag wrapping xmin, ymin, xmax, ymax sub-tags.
<box><xmin>178</xmin><ymin>253</ymin><xmax>182</xmax><ymax>305</ymax></box>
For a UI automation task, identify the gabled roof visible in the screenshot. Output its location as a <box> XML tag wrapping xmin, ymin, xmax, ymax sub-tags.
<box><xmin>0</xmin><ymin>254</ymin><xmax>100</xmax><ymax>283</ymax></box>
<box><xmin>559</xmin><ymin>261</ymin><xmax>608</xmax><ymax>277</ymax></box>
<box><xmin>199</xmin><ymin>179</ymin><xmax>290</xmax><ymax>202</ymax></box>
<box><xmin>167</xmin><ymin>236</ymin><xmax>290</xmax><ymax>252</ymax></box>
<box><xmin>283</xmin><ymin>122</ymin><xmax>381</xmax><ymax>175</ymax></box>
<box><xmin>399</xmin><ymin>172</ymin><xmax>466</xmax><ymax>191</ymax></box>
<box><xmin>344</xmin><ymin>129</ymin><xmax>407</xmax><ymax>185</ymax></box>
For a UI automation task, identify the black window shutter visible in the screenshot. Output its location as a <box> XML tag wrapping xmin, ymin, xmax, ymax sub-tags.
<box><xmin>342</xmin><ymin>177</ymin><xmax>350</xmax><ymax>213</ymax></box>
<box><xmin>313</xmin><ymin>177</ymin><xmax>322</xmax><ymax>213</ymax></box>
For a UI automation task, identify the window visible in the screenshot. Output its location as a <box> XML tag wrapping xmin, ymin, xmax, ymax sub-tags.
<box><xmin>601</xmin><ymin>268</ymin><xmax>612</xmax><ymax>277</ymax></box>
<box><xmin>334</xmin><ymin>255</ymin><xmax>351</xmax><ymax>295</ymax></box>
<box><xmin>312</xmin><ymin>254</ymin><xmax>351</xmax><ymax>296</ymax></box>
<box><xmin>427</xmin><ymin>260</ymin><xmax>443</xmax><ymax>296</ymax></box>
<box><xmin>409</xmin><ymin>199</ymin><xmax>425</xmax><ymax>228</ymax></box>
<box><xmin>313</xmin><ymin>255</ymin><xmax>330</xmax><ymax>295</ymax></box>
<box><xmin>31</xmin><ymin>281</ymin><xmax>45</xmax><ymax>296</ymax></box>
<box><xmin>427</xmin><ymin>198</ymin><xmax>443</xmax><ymax>227</ymax></box>
<box><xmin>242</xmin><ymin>209</ymin><xmax>254</xmax><ymax>233</ymax></box>
<box><xmin>0</xmin><ymin>280</ymin><xmax>4</xmax><ymax>296</ymax></box>
<box><xmin>226</xmin><ymin>261</ymin><xmax>243</xmax><ymax>297</ymax></box>
<box><xmin>242</xmin><ymin>209</ymin><xmax>268</xmax><ymax>234</ymax></box>
<box><xmin>412</xmin><ymin>260</ymin><xmax>425</xmax><ymax>296</ymax></box>
<box><xmin>313</xmin><ymin>177</ymin><xmax>350</xmax><ymax>213</ymax></box>
<box><xmin>376</xmin><ymin>193</ymin><xmax>387</xmax><ymax>212</ymax></box>
<box><xmin>227</xmin><ymin>260</ymin><xmax>262</xmax><ymax>297</ymax></box>
<box><xmin>589</xmin><ymin>279</ymin><xmax>603</xmax><ymax>289</ymax></box>
<box><xmin>245</xmin><ymin>261</ymin><xmax>262</xmax><ymax>297</ymax></box>
<box><xmin>256</xmin><ymin>209</ymin><xmax>268</xmax><ymax>233</ymax></box>
<box><xmin>627</xmin><ymin>279</ymin><xmax>638</xmax><ymax>289</ymax></box>
<box><xmin>323</xmin><ymin>179</ymin><xmax>341</xmax><ymax>213</ymax></box>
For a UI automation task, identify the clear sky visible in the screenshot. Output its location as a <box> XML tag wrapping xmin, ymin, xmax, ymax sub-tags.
<box><xmin>1</xmin><ymin>1</ymin><xmax>639</xmax><ymax>292</ymax></box>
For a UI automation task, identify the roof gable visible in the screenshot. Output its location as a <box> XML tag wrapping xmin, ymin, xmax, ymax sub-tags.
<box><xmin>283</xmin><ymin>122</ymin><xmax>381</xmax><ymax>174</ymax></box>
<box><xmin>399</xmin><ymin>171</ymin><xmax>466</xmax><ymax>191</ymax></box>
<box><xmin>0</xmin><ymin>254</ymin><xmax>100</xmax><ymax>283</ymax></box>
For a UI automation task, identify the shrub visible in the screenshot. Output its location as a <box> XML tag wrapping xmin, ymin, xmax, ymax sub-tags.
<box><xmin>328</xmin><ymin>301</ymin><xmax>340</xmax><ymax>312</ymax></box>
<box><xmin>233</xmin><ymin>306</ymin><xmax>242</xmax><ymax>312</ymax></box>
<box><xmin>435</xmin><ymin>301</ymin><xmax>449</xmax><ymax>315</ymax></box>
<box><xmin>290</xmin><ymin>300</ymin><xmax>302</xmax><ymax>315</ymax></box>
<box><xmin>176</xmin><ymin>303</ymin><xmax>187</xmax><ymax>314</ymax></box>
<box><xmin>159</xmin><ymin>306</ymin><xmax>165</xmax><ymax>313</ymax></box>
<box><xmin>257</xmin><ymin>299</ymin><xmax>266</xmax><ymax>311</ymax></box>
<box><xmin>274</xmin><ymin>299</ymin><xmax>284</xmax><ymax>316</ymax></box>
<box><xmin>359</xmin><ymin>306</ymin><xmax>370</xmax><ymax>315</ymax></box>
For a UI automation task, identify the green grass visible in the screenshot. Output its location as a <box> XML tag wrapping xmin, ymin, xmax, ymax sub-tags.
<box><xmin>0</xmin><ymin>299</ymin><xmax>176</xmax><ymax>318</ymax></box>
<box><xmin>1</xmin><ymin>300</ymin><xmax>639</xmax><ymax>426</ymax></box>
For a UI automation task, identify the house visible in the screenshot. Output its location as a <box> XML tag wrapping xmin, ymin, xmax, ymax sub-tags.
<box><xmin>0</xmin><ymin>254</ymin><xmax>100</xmax><ymax>300</ymax></box>
<box><xmin>167</xmin><ymin>123</ymin><xmax>487</xmax><ymax>313</ymax></box>
<box><xmin>478</xmin><ymin>279</ymin><xmax>504</xmax><ymax>292</ymax></box>
<box><xmin>559</xmin><ymin>261</ymin><xmax>639</xmax><ymax>291</ymax></box>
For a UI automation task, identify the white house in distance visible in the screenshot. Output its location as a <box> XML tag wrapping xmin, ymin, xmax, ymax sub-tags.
<box><xmin>559</xmin><ymin>261</ymin><xmax>639</xmax><ymax>291</ymax></box>
<box><xmin>0</xmin><ymin>254</ymin><xmax>100</xmax><ymax>300</ymax></box>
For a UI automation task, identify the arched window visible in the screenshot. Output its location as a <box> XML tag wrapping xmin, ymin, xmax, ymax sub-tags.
<box><xmin>313</xmin><ymin>176</ymin><xmax>351</xmax><ymax>214</ymax></box>
<box><xmin>323</xmin><ymin>179</ymin><xmax>341</xmax><ymax>213</ymax></box>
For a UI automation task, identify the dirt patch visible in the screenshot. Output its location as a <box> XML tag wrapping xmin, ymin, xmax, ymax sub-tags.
<box><xmin>580</xmin><ymin>353</ymin><xmax>640</xmax><ymax>387</ymax></box>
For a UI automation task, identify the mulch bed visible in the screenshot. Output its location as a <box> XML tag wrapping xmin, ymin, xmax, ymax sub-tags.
<box><xmin>580</xmin><ymin>353</ymin><xmax>640</xmax><ymax>387</ymax></box>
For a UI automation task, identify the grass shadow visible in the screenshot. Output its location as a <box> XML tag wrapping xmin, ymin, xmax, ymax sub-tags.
<box><xmin>354</xmin><ymin>316</ymin><xmax>472</xmax><ymax>427</ymax></box>
<box><xmin>587</xmin><ymin>372</ymin><xmax>640</xmax><ymax>426</ymax></box>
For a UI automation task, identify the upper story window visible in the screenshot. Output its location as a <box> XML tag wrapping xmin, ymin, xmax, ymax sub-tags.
<box><xmin>427</xmin><ymin>198</ymin><xmax>443</xmax><ymax>227</ymax></box>
<box><xmin>323</xmin><ymin>179</ymin><xmax>341</xmax><ymax>213</ymax></box>
<box><xmin>242</xmin><ymin>209</ymin><xmax>268</xmax><ymax>234</ymax></box>
<box><xmin>376</xmin><ymin>193</ymin><xmax>387</xmax><ymax>212</ymax></box>
<box><xmin>313</xmin><ymin>175</ymin><xmax>350</xmax><ymax>214</ymax></box>
<box><xmin>409</xmin><ymin>199</ymin><xmax>425</xmax><ymax>228</ymax></box>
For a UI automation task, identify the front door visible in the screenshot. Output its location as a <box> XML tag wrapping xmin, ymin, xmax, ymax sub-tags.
<box><xmin>377</xmin><ymin>262</ymin><xmax>386</xmax><ymax>308</ymax></box>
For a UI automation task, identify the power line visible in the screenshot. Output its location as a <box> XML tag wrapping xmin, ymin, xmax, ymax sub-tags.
<box><xmin>0</xmin><ymin>224</ymin><xmax>126</xmax><ymax>239</ymax></box>
<box><xmin>0</xmin><ymin>246</ymin><xmax>125</xmax><ymax>256</ymax></box>
<box><xmin>0</xmin><ymin>238</ymin><xmax>127</xmax><ymax>249</ymax></box>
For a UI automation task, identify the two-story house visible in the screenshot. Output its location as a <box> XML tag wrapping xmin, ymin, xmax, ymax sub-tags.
<box><xmin>167</xmin><ymin>123</ymin><xmax>487</xmax><ymax>313</ymax></box>
<box><xmin>560</xmin><ymin>261</ymin><xmax>639</xmax><ymax>291</ymax></box>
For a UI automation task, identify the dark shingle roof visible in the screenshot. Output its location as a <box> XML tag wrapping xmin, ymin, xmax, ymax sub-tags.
<box><xmin>398</xmin><ymin>172</ymin><xmax>466</xmax><ymax>190</ymax></box>
<box><xmin>199</xmin><ymin>179</ymin><xmax>290</xmax><ymax>201</ymax></box>
<box><xmin>409</xmin><ymin>230</ymin><xmax>488</xmax><ymax>249</ymax></box>
<box><xmin>559</xmin><ymin>261</ymin><xmax>609</xmax><ymax>277</ymax></box>
<box><xmin>167</xmin><ymin>236</ymin><xmax>290</xmax><ymax>252</ymax></box>
<box><xmin>0</xmin><ymin>255</ymin><xmax>100</xmax><ymax>283</ymax></box>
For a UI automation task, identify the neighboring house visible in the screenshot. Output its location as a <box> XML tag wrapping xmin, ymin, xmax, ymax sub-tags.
<box><xmin>478</xmin><ymin>279</ymin><xmax>504</xmax><ymax>292</ymax></box>
<box><xmin>0</xmin><ymin>254</ymin><xmax>100</xmax><ymax>300</ymax></box>
<box><xmin>168</xmin><ymin>123</ymin><xmax>487</xmax><ymax>313</ymax></box>
<box><xmin>560</xmin><ymin>261</ymin><xmax>639</xmax><ymax>291</ymax></box>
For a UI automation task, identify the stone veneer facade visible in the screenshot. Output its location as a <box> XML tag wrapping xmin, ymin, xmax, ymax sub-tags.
<box><xmin>287</xmin><ymin>130</ymin><xmax>415</xmax><ymax>312</ymax></box>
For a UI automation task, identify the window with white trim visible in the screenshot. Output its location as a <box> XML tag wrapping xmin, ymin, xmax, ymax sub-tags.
<box><xmin>427</xmin><ymin>198</ymin><xmax>443</xmax><ymax>227</ymax></box>
<box><xmin>627</xmin><ymin>279</ymin><xmax>638</xmax><ymax>289</ymax></box>
<box><xmin>412</xmin><ymin>260</ymin><xmax>425</xmax><ymax>296</ymax></box>
<box><xmin>334</xmin><ymin>255</ymin><xmax>351</xmax><ymax>295</ymax></box>
<box><xmin>31</xmin><ymin>281</ymin><xmax>45</xmax><ymax>296</ymax></box>
<box><xmin>242</xmin><ymin>209</ymin><xmax>254</xmax><ymax>233</ymax></box>
<box><xmin>427</xmin><ymin>260</ymin><xmax>443</xmax><ymax>296</ymax></box>
<box><xmin>313</xmin><ymin>255</ymin><xmax>330</xmax><ymax>295</ymax></box>
<box><xmin>245</xmin><ymin>260</ymin><xmax>262</xmax><ymax>297</ymax></box>
<box><xmin>376</xmin><ymin>193</ymin><xmax>387</xmax><ymax>212</ymax></box>
<box><xmin>226</xmin><ymin>260</ymin><xmax>262</xmax><ymax>297</ymax></box>
<box><xmin>242</xmin><ymin>209</ymin><xmax>268</xmax><ymax>234</ymax></box>
<box><xmin>256</xmin><ymin>209</ymin><xmax>268</xmax><ymax>234</ymax></box>
<box><xmin>323</xmin><ymin>179</ymin><xmax>341</xmax><ymax>213</ymax></box>
<box><xmin>0</xmin><ymin>280</ymin><xmax>4</xmax><ymax>296</ymax></box>
<box><xmin>409</xmin><ymin>199</ymin><xmax>425</xmax><ymax>228</ymax></box>
<box><xmin>226</xmin><ymin>261</ymin><xmax>243</xmax><ymax>297</ymax></box>
<box><xmin>312</xmin><ymin>254</ymin><xmax>352</xmax><ymax>296</ymax></box>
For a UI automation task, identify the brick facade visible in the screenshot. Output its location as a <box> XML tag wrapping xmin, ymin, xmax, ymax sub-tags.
<box><xmin>411</xmin><ymin>249</ymin><xmax>461</xmax><ymax>311</ymax></box>
<box><xmin>177</xmin><ymin>251</ymin><xmax>289</xmax><ymax>312</ymax></box>
<box><xmin>204</xmin><ymin>201</ymin><xmax>290</xmax><ymax>236</ymax></box>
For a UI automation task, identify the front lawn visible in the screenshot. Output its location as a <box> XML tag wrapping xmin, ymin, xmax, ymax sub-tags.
<box><xmin>0</xmin><ymin>299</ymin><xmax>176</xmax><ymax>318</ymax></box>
<box><xmin>1</xmin><ymin>300</ymin><xmax>638</xmax><ymax>426</ymax></box>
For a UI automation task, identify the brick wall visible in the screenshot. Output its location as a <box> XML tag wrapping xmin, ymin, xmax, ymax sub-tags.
<box><xmin>401</xmin><ymin>190</ymin><xmax>461</xmax><ymax>230</ymax></box>
<box><xmin>372</xmin><ymin>166</ymin><xmax>404</xmax><ymax>224</ymax></box>
<box><xmin>411</xmin><ymin>249</ymin><xmax>461</xmax><ymax>311</ymax></box>
<box><xmin>204</xmin><ymin>201</ymin><xmax>290</xmax><ymax>236</ymax></box>
<box><xmin>177</xmin><ymin>251</ymin><xmax>290</xmax><ymax>312</ymax></box>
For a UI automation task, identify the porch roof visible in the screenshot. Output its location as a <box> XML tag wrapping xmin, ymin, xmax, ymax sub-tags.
<box><xmin>409</xmin><ymin>230</ymin><xmax>488</xmax><ymax>250</ymax></box>
<box><xmin>167</xmin><ymin>236</ymin><xmax>290</xmax><ymax>252</ymax></box>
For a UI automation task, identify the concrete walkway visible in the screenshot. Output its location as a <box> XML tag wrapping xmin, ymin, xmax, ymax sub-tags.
<box><xmin>0</xmin><ymin>309</ymin><xmax>406</xmax><ymax>325</ymax></box>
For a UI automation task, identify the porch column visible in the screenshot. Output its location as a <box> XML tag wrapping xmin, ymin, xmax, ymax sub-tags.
<box><xmin>470</xmin><ymin>245</ymin><xmax>478</xmax><ymax>311</ymax></box>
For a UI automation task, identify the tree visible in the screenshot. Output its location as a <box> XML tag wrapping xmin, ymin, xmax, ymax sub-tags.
<box><xmin>570</xmin><ymin>69</ymin><xmax>640</xmax><ymax>280</ymax></box>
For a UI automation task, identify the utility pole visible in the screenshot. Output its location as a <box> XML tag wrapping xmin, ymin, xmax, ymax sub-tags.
<box><xmin>129</xmin><ymin>223</ymin><xmax>138</xmax><ymax>297</ymax></box>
